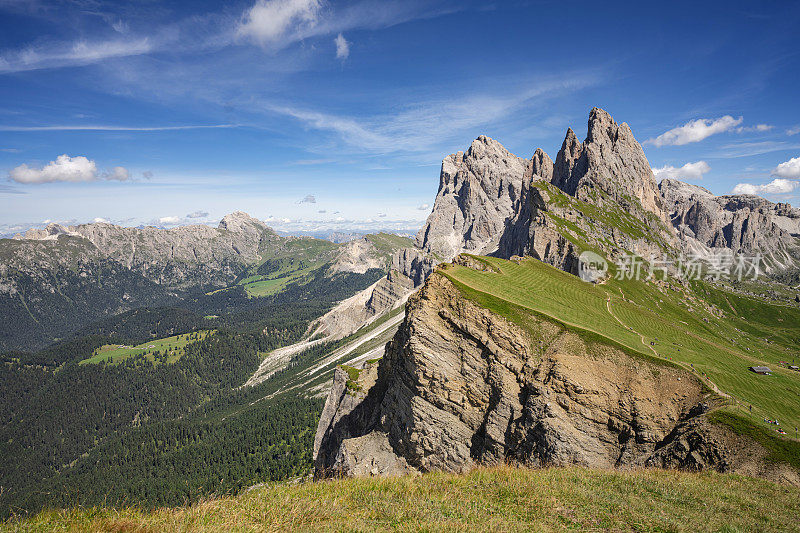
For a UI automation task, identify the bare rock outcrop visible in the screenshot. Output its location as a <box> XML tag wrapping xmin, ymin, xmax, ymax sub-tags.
<box><xmin>659</xmin><ymin>179</ymin><xmax>800</xmax><ymax>271</ymax></box>
<box><xmin>416</xmin><ymin>135</ymin><xmax>527</xmax><ymax>260</ymax></box>
<box><xmin>314</xmin><ymin>272</ymin><xmax>751</xmax><ymax>478</ymax></box>
<box><xmin>551</xmin><ymin>107</ymin><xmax>667</xmax><ymax>224</ymax></box>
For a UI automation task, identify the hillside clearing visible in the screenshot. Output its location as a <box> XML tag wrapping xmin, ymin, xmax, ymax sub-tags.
<box><xmin>79</xmin><ymin>331</ymin><xmax>212</xmax><ymax>365</ymax></box>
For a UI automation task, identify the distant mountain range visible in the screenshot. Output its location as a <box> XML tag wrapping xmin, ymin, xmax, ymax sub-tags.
<box><xmin>0</xmin><ymin>212</ymin><xmax>412</xmax><ymax>351</ymax></box>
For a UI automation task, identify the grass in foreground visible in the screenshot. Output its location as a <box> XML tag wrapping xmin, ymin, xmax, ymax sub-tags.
<box><xmin>6</xmin><ymin>466</ymin><xmax>799</xmax><ymax>532</ymax></box>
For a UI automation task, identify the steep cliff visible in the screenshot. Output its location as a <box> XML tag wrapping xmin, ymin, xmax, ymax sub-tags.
<box><xmin>551</xmin><ymin>108</ymin><xmax>667</xmax><ymax>223</ymax></box>
<box><xmin>315</xmin><ymin>268</ymin><xmax>799</xmax><ymax>484</ymax></box>
<box><xmin>415</xmin><ymin>108</ymin><xmax>676</xmax><ymax>275</ymax></box>
<box><xmin>416</xmin><ymin>135</ymin><xmax>527</xmax><ymax>260</ymax></box>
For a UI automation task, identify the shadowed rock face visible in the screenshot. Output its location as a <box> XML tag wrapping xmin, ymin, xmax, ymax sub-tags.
<box><xmin>415</xmin><ymin>135</ymin><xmax>527</xmax><ymax>260</ymax></box>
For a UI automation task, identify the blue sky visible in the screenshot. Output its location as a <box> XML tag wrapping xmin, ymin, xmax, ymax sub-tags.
<box><xmin>1</xmin><ymin>0</ymin><xmax>799</xmax><ymax>235</ymax></box>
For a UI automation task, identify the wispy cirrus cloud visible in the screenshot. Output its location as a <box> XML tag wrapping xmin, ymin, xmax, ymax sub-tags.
<box><xmin>0</xmin><ymin>38</ymin><xmax>154</xmax><ymax>73</ymax></box>
<box><xmin>0</xmin><ymin>0</ymin><xmax>462</xmax><ymax>75</ymax></box>
<box><xmin>237</xmin><ymin>0</ymin><xmax>461</xmax><ymax>50</ymax></box>
<box><xmin>711</xmin><ymin>141</ymin><xmax>800</xmax><ymax>159</ymax></box>
<box><xmin>265</xmin><ymin>71</ymin><xmax>600</xmax><ymax>153</ymax></box>
<box><xmin>0</xmin><ymin>124</ymin><xmax>238</xmax><ymax>132</ymax></box>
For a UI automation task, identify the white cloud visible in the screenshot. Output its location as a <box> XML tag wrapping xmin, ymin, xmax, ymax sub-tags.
<box><xmin>159</xmin><ymin>216</ymin><xmax>181</xmax><ymax>224</ymax></box>
<box><xmin>0</xmin><ymin>38</ymin><xmax>153</xmax><ymax>73</ymax></box>
<box><xmin>787</xmin><ymin>126</ymin><xmax>800</xmax><ymax>136</ymax></box>
<box><xmin>732</xmin><ymin>178</ymin><xmax>799</xmax><ymax>195</ymax></box>
<box><xmin>237</xmin><ymin>0</ymin><xmax>322</xmax><ymax>45</ymax></box>
<box><xmin>93</xmin><ymin>217</ymin><xmax>109</xmax><ymax>223</ymax></box>
<box><xmin>187</xmin><ymin>210</ymin><xmax>209</xmax><ymax>218</ymax></box>
<box><xmin>266</xmin><ymin>72</ymin><xmax>598</xmax><ymax>153</ymax></box>
<box><xmin>9</xmin><ymin>154</ymin><xmax>97</xmax><ymax>183</ymax></box>
<box><xmin>104</xmin><ymin>166</ymin><xmax>129</xmax><ymax>181</ymax></box>
<box><xmin>334</xmin><ymin>33</ymin><xmax>349</xmax><ymax>59</ymax></box>
<box><xmin>652</xmin><ymin>161</ymin><xmax>711</xmax><ymax>181</ymax></box>
<box><xmin>773</xmin><ymin>157</ymin><xmax>800</xmax><ymax>179</ymax></box>
<box><xmin>417</xmin><ymin>203</ymin><xmax>430</xmax><ymax>210</ymax></box>
<box><xmin>646</xmin><ymin>116</ymin><xmax>743</xmax><ymax>147</ymax></box>
<box><xmin>142</xmin><ymin>170</ymin><xmax>154</xmax><ymax>179</ymax></box>
<box><xmin>735</xmin><ymin>124</ymin><xmax>773</xmax><ymax>133</ymax></box>
<box><xmin>299</xmin><ymin>194</ymin><xmax>316</xmax><ymax>203</ymax></box>
<box><xmin>8</xmin><ymin>155</ymin><xmax>132</xmax><ymax>184</ymax></box>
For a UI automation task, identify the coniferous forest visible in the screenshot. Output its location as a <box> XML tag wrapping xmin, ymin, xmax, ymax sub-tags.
<box><xmin>0</xmin><ymin>268</ymin><xmax>380</xmax><ymax>518</ymax></box>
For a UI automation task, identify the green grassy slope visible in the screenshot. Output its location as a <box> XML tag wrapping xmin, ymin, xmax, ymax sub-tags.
<box><xmin>441</xmin><ymin>255</ymin><xmax>800</xmax><ymax>444</ymax></box>
<box><xmin>79</xmin><ymin>330</ymin><xmax>212</xmax><ymax>365</ymax></box>
<box><xmin>7</xmin><ymin>466</ymin><xmax>799</xmax><ymax>532</ymax></box>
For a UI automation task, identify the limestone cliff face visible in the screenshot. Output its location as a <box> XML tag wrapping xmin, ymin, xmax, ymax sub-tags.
<box><xmin>414</xmin><ymin>108</ymin><xmax>677</xmax><ymax>277</ymax></box>
<box><xmin>659</xmin><ymin>179</ymin><xmax>800</xmax><ymax>271</ymax></box>
<box><xmin>314</xmin><ymin>272</ymin><xmax>754</xmax><ymax>478</ymax></box>
<box><xmin>416</xmin><ymin>136</ymin><xmax>527</xmax><ymax>260</ymax></box>
<box><xmin>551</xmin><ymin>108</ymin><xmax>667</xmax><ymax>224</ymax></box>
<box><xmin>316</xmin><ymin>247</ymin><xmax>435</xmax><ymax>340</ymax></box>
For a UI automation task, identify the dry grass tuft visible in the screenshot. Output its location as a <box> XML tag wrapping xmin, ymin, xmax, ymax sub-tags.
<box><xmin>5</xmin><ymin>466</ymin><xmax>799</xmax><ymax>532</ymax></box>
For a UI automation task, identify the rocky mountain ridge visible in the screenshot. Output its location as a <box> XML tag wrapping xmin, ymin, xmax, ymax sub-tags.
<box><xmin>413</xmin><ymin>107</ymin><xmax>798</xmax><ymax>275</ymax></box>
<box><xmin>313</xmin><ymin>107</ymin><xmax>800</xmax><ymax>486</ymax></box>
<box><xmin>660</xmin><ymin>179</ymin><xmax>800</xmax><ymax>269</ymax></box>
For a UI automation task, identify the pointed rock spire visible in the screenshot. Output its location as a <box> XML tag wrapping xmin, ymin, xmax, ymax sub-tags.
<box><xmin>551</xmin><ymin>107</ymin><xmax>667</xmax><ymax>222</ymax></box>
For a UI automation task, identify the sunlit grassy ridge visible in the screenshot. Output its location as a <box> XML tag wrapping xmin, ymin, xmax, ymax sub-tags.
<box><xmin>440</xmin><ymin>255</ymin><xmax>800</xmax><ymax>443</ymax></box>
<box><xmin>6</xmin><ymin>466</ymin><xmax>799</xmax><ymax>532</ymax></box>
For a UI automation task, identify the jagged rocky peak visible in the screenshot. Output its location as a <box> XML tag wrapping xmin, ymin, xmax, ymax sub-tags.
<box><xmin>659</xmin><ymin>179</ymin><xmax>800</xmax><ymax>267</ymax></box>
<box><xmin>525</xmin><ymin>148</ymin><xmax>554</xmax><ymax>182</ymax></box>
<box><xmin>552</xmin><ymin>107</ymin><xmax>666</xmax><ymax>222</ymax></box>
<box><xmin>415</xmin><ymin>135</ymin><xmax>527</xmax><ymax>260</ymax></box>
